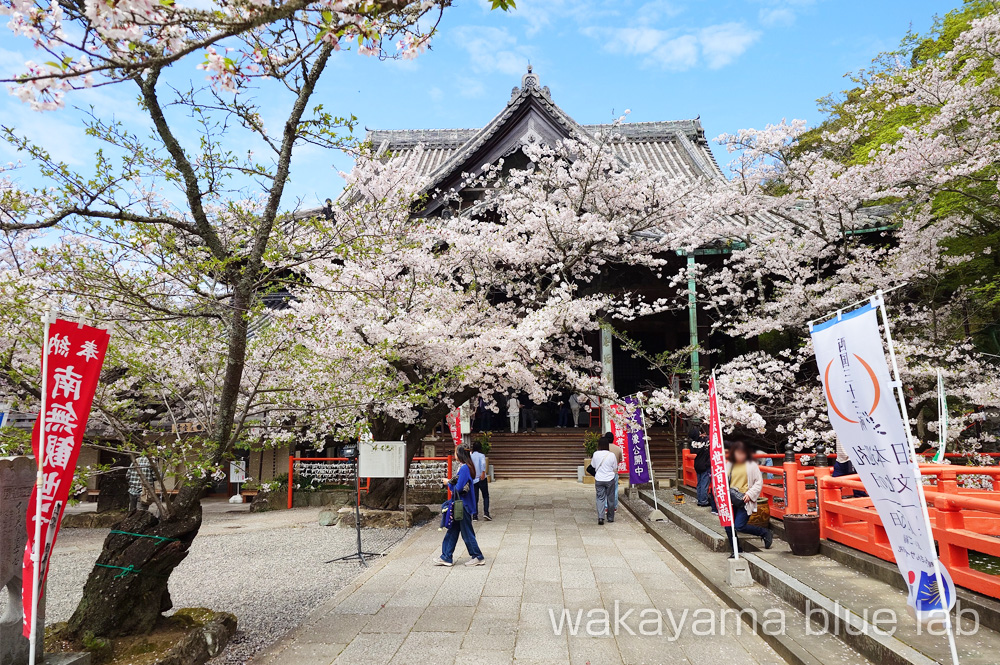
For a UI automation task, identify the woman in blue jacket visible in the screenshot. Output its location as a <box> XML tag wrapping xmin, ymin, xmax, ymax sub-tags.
<box><xmin>435</xmin><ymin>446</ymin><xmax>485</xmax><ymax>567</ymax></box>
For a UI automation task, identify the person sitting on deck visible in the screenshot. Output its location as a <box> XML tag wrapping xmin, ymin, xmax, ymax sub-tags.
<box><xmin>723</xmin><ymin>439</ymin><xmax>774</xmax><ymax>555</ymax></box>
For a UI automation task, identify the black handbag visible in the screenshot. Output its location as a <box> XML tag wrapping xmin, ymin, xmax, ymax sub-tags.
<box><xmin>728</xmin><ymin>468</ymin><xmax>746</xmax><ymax>506</ymax></box>
<box><xmin>586</xmin><ymin>464</ymin><xmax>596</xmax><ymax>476</ymax></box>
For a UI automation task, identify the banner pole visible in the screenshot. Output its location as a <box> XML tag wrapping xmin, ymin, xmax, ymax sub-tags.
<box><xmin>876</xmin><ymin>291</ymin><xmax>959</xmax><ymax>665</ymax></box>
<box><xmin>934</xmin><ymin>370</ymin><xmax>947</xmax><ymax>464</ymax></box>
<box><xmin>29</xmin><ymin>307</ymin><xmax>54</xmax><ymax>664</ymax></box>
<box><xmin>636</xmin><ymin>395</ymin><xmax>666</xmax><ymax>523</ymax></box>
<box><xmin>636</xmin><ymin>395</ymin><xmax>659</xmax><ymax>512</ymax></box>
<box><xmin>710</xmin><ymin>371</ymin><xmax>740</xmax><ymax>560</ymax></box>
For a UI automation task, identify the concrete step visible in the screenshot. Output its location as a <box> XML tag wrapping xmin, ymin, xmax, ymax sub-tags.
<box><xmin>629</xmin><ymin>489</ymin><xmax>1000</xmax><ymax>665</ymax></box>
<box><xmin>425</xmin><ymin>428</ymin><xmax>681</xmax><ymax>479</ymax></box>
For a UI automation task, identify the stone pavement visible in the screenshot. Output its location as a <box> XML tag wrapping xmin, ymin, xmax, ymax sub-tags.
<box><xmin>254</xmin><ymin>480</ymin><xmax>787</xmax><ymax>665</ymax></box>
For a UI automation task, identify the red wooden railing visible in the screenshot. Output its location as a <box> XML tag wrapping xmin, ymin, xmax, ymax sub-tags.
<box><xmin>286</xmin><ymin>455</ymin><xmax>453</xmax><ymax>509</ymax></box>
<box><xmin>682</xmin><ymin>447</ymin><xmax>1000</xmax><ymax>599</ymax></box>
<box><xmin>682</xmin><ymin>449</ymin><xmax>830</xmax><ymax>518</ymax></box>
<box><xmin>817</xmin><ymin>464</ymin><xmax>1000</xmax><ymax>599</ymax></box>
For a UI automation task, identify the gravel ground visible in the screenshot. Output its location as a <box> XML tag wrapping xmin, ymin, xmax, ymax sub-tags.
<box><xmin>1</xmin><ymin>505</ymin><xmax>418</xmax><ymax>665</ymax></box>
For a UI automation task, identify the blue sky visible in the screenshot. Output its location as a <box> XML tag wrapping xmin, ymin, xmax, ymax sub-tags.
<box><xmin>0</xmin><ymin>0</ymin><xmax>959</xmax><ymax>208</ymax></box>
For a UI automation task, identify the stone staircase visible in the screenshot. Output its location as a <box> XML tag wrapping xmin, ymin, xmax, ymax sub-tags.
<box><xmin>480</xmin><ymin>427</ymin><xmax>681</xmax><ymax>480</ymax></box>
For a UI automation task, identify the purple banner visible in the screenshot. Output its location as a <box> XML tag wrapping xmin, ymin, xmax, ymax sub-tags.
<box><xmin>624</xmin><ymin>396</ymin><xmax>651</xmax><ymax>484</ymax></box>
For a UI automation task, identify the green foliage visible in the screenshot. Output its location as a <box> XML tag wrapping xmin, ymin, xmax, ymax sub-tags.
<box><xmin>911</xmin><ymin>0</ymin><xmax>998</xmax><ymax>65</ymax></box>
<box><xmin>792</xmin><ymin>0</ymin><xmax>1000</xmax><ymax>359</ymax></box>
<box><xmin>472</xmin><ymin>430</ymin><xmax>492</xmax><ymax>454</ymax></box>
<box><xmin>0</xmin><ymin>426</ymin><xmax>31</xmax><ymax>456</ymax></box>
<box><xmin>583</xmin><ymin>430</ymin><xmax>600</xmax><ymax>458</ymax></box>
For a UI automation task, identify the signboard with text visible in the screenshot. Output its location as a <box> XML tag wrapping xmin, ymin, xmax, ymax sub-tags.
<box><xmin>230</xmin><ymin>461</ymin><xmax>247</xmax><ymax>484</ymax></box>
<box><xmin>359</xmin><ymin>441</ymin><xmax>407</xmax><ymax>478</ymax></box>
<box><xmin>23</xmin><ymin>318</ymin><xmax>110</xmax><ymax>637</ymax></box>
<box><xmin>622</xmin><ymin>396</ymin><xmax>651</xmax><ymax>485</ymax></box>
<box><xmin>811</xmin><ymin>303</ymin><xmax>955</xmax><ymax>622</ymax></box>
<box><xmin>608</xmin><ymin>403</ymin><xmax>630</xmax><ymax>475</ymax></box>
<box><xmin>707</xmin><ymin>377</ymin><xmax>734</xmax><ymax>530</ymax></box>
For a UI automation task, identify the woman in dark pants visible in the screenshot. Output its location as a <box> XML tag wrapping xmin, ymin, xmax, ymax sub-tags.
<box><xmin>724</xmin><ymin>440</ymin><xmax>774</xmax><ymax>555</ymax></box>
<box><xmin>691</xmin><ymin>427</ymin><xmax>711</xmax><ymax>506</ymax></box>
<box><xmin>436</xmin><ymin>446</ymin><xmax>485</xmax><ymax>567</ymax></box>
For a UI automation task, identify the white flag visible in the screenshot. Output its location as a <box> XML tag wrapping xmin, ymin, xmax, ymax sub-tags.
<box><xmin>811</xmin><ymin>302</ymin><xmax>956</xmax><ymax>622</ymax></box>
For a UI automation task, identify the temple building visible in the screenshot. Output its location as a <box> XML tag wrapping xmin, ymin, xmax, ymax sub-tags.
<box><xmin>362</xmin><ymin>66</ymin><xmax>728</xmax><ymax>430</ymax></box>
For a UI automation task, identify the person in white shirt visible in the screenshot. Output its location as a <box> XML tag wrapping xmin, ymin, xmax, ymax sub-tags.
<box><xmin>506</xmin><ymin>394</ymin><xmax>520</xmax><ymax>433</ymax></box>
<box><xmin>569</xmin><ymin>394</ymin><xmax>581</xmax><ymax>427</ymax></box>
<box><xmin>471</xmin><ymin>441</ymin><xmax>491</xmax><ymax>521</ymax></box>
<box><xmin>605</xmin><ymin>433</ymin><xmax>622</xmax><ymax>510</ymax></box>
<box><xmin>591</xmin><ymin>438</ymin><xmax>619</xmax><ymax>524</ymax></box>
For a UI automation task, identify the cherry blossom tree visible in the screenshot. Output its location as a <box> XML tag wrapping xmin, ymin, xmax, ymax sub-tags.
<box><xmin>0</xmin><ymin>0</ymin><xmax>497</xmax><ymax>110</ymax></box>
<box><xmin>289</xmin><ymin>129</ymin><xmax>698</xmax><ymax>508</ymax></box>
<box><xmin>0</xmin><ymin>0</ymin><xmax>517</xmax><ymax>639</ymax></box>
<box><xmin>649</xmin><ymin>6</ymin><xmax>1000</xmax><ymax>455</ymax></box>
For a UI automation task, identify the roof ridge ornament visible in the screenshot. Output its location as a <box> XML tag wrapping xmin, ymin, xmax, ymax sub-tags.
<box><xmin>510</xmin><ymin>64</ymin><xmax>549</xmax><ymax>104</ymax></box>
<box><xmin>522</xmin><ymin>63</ymin><xmax>539</xmax><ymax>90</ymax></box>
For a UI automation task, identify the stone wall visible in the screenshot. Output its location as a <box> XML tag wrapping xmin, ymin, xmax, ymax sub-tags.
<box><xmin>1</xmin><ymin>456</ymin><xmax>36</xmax><ymax>665</ymax></box>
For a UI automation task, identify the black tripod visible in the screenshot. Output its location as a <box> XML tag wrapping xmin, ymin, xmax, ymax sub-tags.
<box><xmin>326</xmin><ymin>450</ymin><xmax>379</xmax><ymax>566</ymax></box>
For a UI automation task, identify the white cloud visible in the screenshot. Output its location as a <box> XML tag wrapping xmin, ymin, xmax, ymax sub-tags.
<box><xmin>699</xmin><ymin>22</ymin><xmax>762</xmax><ymax>69</ymax></box>
<box><xmin>759</xmin><ymin>7</ymin><xmax>796</xmax><ymax>27</ymax></box>
<box><xmin>754</xmin><ymin>0</ymin><xmax>818</xmax><ymax>27</ymax></box>
<box><xmin>453</xmin><ymin>26</ymin><xmax>532</xmax><ymax>76</ymax></box>
<box><xmin>599</xmin><ymin>27</ymin><xmax>671</xmax><ymax>56</ymax></box>
<box><xmin>484</xmin><ymin>0</ymin><xmax>666</xmax><ymax>37</ymax></box>
<box><xmin>478</xmin><ymin>0</ymin><xmax>570</xmax><ymax>37</ymax></box>
<box><xmin>633</xmin><ymin>1</ymin><xmax>685</xmax><ymax>24</ymax></box>
<box><xmin>652</xmin><ymin>34</ymin><xmax>699</xmax><ymax>70</ymax></box>
<box><xmin>589</xmin><ymin>21</ymin><xmax>760</xmax><ymax>71</ymax></box>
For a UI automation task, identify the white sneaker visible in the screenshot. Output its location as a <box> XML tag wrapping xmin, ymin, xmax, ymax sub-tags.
<box><xmin>464</xmin><ymin>557</ymin><xmax>486</xmax><ymax>567</ymax></box>
<box><xmin>433</xmin><ymin>558</ymin><xmax>453</xmax><ymax>567</ymax></box>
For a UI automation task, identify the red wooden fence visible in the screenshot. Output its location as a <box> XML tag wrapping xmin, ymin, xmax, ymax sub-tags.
<box><xmin>681</xmin><ymin>448</ymin><xmax>1000</xmax><ymax>599</ymax></box>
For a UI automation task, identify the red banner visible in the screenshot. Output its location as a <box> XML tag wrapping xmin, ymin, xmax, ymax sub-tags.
<box><xmin>23</xmin><ymin>318</ymin><xmax>110</xmax><ymax>637</ymax></box>
<box><xmin>707</xmin><ymin>377</ymin><xmax>734</xmax><ymax>529</ymax></box>
<box><xmin>447</xmin><ymin>408</ymin><xmax>463</xmax><ymax>447</ymax></box>
<box><xmin>608</xmin><ymin>403</ymin><xmax>630</xmax><ymax>475</ymax></box>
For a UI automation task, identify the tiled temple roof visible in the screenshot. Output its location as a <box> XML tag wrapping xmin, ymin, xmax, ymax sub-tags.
<box><xmin>364</xmin><ymin>71</ymin><xmax>725</xmax><ymax>185</ymax></box>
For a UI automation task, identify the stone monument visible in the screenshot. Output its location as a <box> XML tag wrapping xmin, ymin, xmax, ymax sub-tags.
<box><xmin>1</xmin><ymin>456</ymin><xmax>35</xmax><ymax>665</ymax></box>
<box><xmin>1</xmin><ymin>457</ymin><xmax>88</xmax><ymax>665</ymax></box>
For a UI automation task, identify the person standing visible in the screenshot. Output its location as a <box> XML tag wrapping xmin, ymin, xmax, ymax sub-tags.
<box><xmin>832</xmin><ymin>437</ymin><xmax>866</xmax><ymax>497</ymax></box>
<box><xmin>471</xmin><ymin>441</ymin><xmax>492</xmax><ymax>521</ymax></box>
<box><xmin>127</xmin><ymin>454</ymin><xmax>155</xmax><ymax>512</ymax></box>
<box><xmin>436</xmin><ymin>446</ymin><xmax>485</xmax><ymax>566</ymax></box>
<box><xmin>604</xmin><ymin>432</ymin><xmax>623</xmax><ymax>508</ymax></box>
<box><xmin>569</xmin><ymin>394</ymin><xmax>581</xmax><ymax>427</ymax></box>
<box><xmin>691</xmin><ymin>427</ymin><xmax>711</xmax><ymax>507</ymax></box>
<box><xmin>592</xmin><ymin>437</ymin><xmax>619</xmax><ymax>525</ymax></box>
<box><xmin>507</xmin><ymin>394</ymin><xmax>520</xmax><ymax>433</ymax></box>
<box><xmin>724</xmin><ymin>440</ymin><xmax>773</xmax><ymax>554</ymax></box>
<box><xmin>521</xmin><ymin>398</ymin><xmax>537</xmax><ymax>433</ymax></box>
<box><xmin>557</xmin><ymin>399</ymin><xmax>571</xmax><ymax>428</ymax></box>
<box><xmin>475</xmin><ymin>396</ymin><xmax>492</xmax><ymax>432</ymax></box>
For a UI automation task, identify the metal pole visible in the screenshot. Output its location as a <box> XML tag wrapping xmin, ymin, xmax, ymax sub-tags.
<box><xmin>600</xmin><ymin>325</ymin><xmax>615</xmax><ymax>433</ymax></box>
<box><xmin>637</xmin><ymin>395</ymin><xmax>660</xmax><ymax>512</ymax></box>
<box><xmin>934</xmin><ymin>370</ymin><xmax>947</xmax><ymax>464</ymax></box>
<box><xmin>354</xmin><ymin>456</ymin><xmax>365</xmax><ymax>566</ymax></box>
<box><xmin>876</xmin><ymin>291</ymin><xmax>959</xmax><ymax>665</ymax></box>
<box><xmin>29</xmin><ymin>308</ymin><xmax>54</xmax><ymax>664</ymax></box>
<box><xmin>687</xmin><ymin>252</ymin><xmax>700</xmax><ymax>392</ymax></box>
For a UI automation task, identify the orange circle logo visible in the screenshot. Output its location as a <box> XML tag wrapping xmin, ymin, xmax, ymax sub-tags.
<box><xmin>824</xmin><ymin>355</ymin><xmax>881</xmax><ymax>424</ymax></box>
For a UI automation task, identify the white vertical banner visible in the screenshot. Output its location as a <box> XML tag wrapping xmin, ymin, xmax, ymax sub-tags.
<box><xmin>810</xmin><ymin>300</ymin><xmax>957</xmax><ymax>627</ymax></box>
